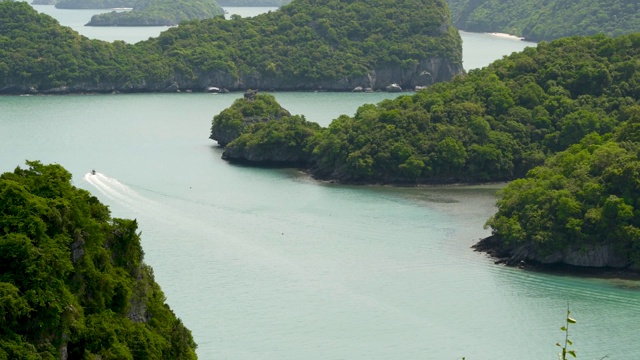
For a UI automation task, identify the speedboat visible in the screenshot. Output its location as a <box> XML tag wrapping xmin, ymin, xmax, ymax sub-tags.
<box><xmin>91</xmin><ymin>170</ymin><xmax>96</xmax><ymax>175</ymax></box>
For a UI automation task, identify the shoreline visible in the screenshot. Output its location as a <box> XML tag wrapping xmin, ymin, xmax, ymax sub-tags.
<box><xmin>487</xmin><ymin>32</ymin><xmax>525</xmax><ymax>41</ymax></box>
<box><xmin>473</xmin><ymin>235</ymin><xmax>640</xmax><ymax>281</ymax></box>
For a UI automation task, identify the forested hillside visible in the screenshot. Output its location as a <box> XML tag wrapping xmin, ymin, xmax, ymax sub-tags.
<box><xmin>47</xmin><ymin>0</ymin><xmax>291</xmax><ymax>9</ymax></box>
<box><xmin>446</xmin><ymin>0</ymin><xmax>640</xmax><ymax>41</ymax></box>
<box><xmin>0</xmin><ymin>0</ymin><xmax>462</xmax><ymax>93</ymax></box>
<box><xmin>484</xmin><ymin>121</ymin><xmax>640</xmax><ymax>268</ymax></box>
<box><xmin>212</xmin><ymin>34</ymin><xmax>640</xmax><ymax>184</ymax></box>
<box><xmin>87</xmin><ymin>0</ymin><xmax>224</xmax><ymax>26</ymax></box>
<box><xmin>0</xmin><ymin>161</ymin><xmax>197</xmax><ymax>359</ymax></box>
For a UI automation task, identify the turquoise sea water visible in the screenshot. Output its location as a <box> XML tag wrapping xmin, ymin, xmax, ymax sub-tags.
<box><xmin>2</xmin><ymin>93</ymin><xmax>640</xmax><ymax>359</ymax></box>
<box><xmin>2</xmin><ymin>6</ymin><xmax>638</xmax><ymax>360</ymax></box>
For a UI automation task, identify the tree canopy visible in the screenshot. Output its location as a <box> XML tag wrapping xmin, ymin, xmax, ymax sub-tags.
<box><xmin>446</xmin><ymin>0</ymin><xmax>640</xmax><ymax>42</ymax></box>
<box><xmin>0</xmin><ymin>0</ymin><xmax>462</xmax><ymax>93</ymax></box>
<box><xmin>86</xmin><ymin>0</ymin><xmax>224</xmax><ymax>26</ymax></box>
<box><xmin>212</xmin><ymin>33</ymin><xmax>640</xmax><ymax>184</ymax></box>
<box><xmin>0</xmin><ymin>161</ymin><xmax>197</xmax><ymax>359</ymax></box>
<box><xmin>486</xmin><ymin>106</ymin><xmax>640</xmax><ymax>267</ymax></box>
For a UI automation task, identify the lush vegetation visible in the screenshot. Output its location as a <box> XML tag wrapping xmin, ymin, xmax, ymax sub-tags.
<box><xmin>87</xmin><ymin>0</ymin><xmax>224</xmax><ymax>26</ymax></box>
<box><xmin>0</xmin><ymin>0</ymin><xmax>461</xmax><ymax>93</ymax></box>
<box><xmin>213</xmin><ymin>33</ymin><xmax>640</xmax><ymax>184</ymax></box>
<box><xmin>446</xmin><ymin>0</ymin><xmax>640</xmax><ymax>42</ymax></box>
<box><xmin>56</xmin><ymin>0</ymin><xmax>134</xmax><ymax>9</ymax></box>
<box><xmin>485</xmin><ymin>108</ymin><xmax>640</xmax><ymax>266</ymax></box>
<box><xmin>210</xmin><ymin>92</ymin><xmax>292</xmax><ymax>146</ymax></box>
<box><xmin>0</xmin><ymin>161</ymin><xmax>197</xmax><ymax>359</ymax></box>
<box><xmin>211</xmin><ymin>93</ymin><xmax>321</xmax><ymax>163</ymax></box>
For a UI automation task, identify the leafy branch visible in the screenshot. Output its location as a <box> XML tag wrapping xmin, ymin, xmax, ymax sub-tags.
<box><xmin>557</xmin><ymin>305</ymin><xmax>577</xmax><ymax>359</ymax></box>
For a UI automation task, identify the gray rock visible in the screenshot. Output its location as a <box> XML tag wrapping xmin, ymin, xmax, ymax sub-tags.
<box><xmin>163</xmin><ymin>82</ymin><xmax>179</xmax><ymax>92</ymax></box>
<box><xmin>385</xmin><ymin>83</ymin><xmax>402</xmax><ymax>92</ymax></box>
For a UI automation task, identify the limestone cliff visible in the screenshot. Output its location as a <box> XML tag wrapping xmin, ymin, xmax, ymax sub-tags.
<box><xmin>473</xmin><ymin>235</ymin><xmax>634</xmax><ymax>271</ymax></box>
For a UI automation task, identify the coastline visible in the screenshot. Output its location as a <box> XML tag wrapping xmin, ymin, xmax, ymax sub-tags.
<box><xmin>487</xmin><ymin>32</ymin><xmax>525</xmax><ymax>41</ymax></box>
<box><xmin>473</xmin><ymin>235</ymin><xmax>640</xmax><ymax>281</ymax></box>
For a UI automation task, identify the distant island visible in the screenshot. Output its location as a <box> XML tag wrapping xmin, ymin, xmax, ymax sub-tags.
<box><xmin>446</xmin><ymin>0</ymin><xmax>640</xmax><ymax>42</ymax></box>
<box><xmin>0</xmin><ymin>0</ymin><xmax>462</xmax><ymax>94</ymax></box>
<box><xmin>86</xmin><ymin>0</ymin><xmax>224</xmax><ymax>26</ymax></box>
<box><xmin>0</xmin><ymin>161</ymin><xmax>197</xmax><ymax>358</ymax></box>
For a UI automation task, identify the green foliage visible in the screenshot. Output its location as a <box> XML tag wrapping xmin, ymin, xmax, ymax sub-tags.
<box><xmin>210</xmin><ymin>34</ymin><xmax>640</xmax><ymax>184</ymax></box>
<box><xmin>87</xmin><ymin>0</ymin><xmax>224</xmax><ymax>26</ymax></box>
<box><xmin>0</xmin><ymin>0</ymin><xmax>461</xmax><ymax>93</ymax></box>
<box><xmin>0</xmin><ymin>161</ymin><xmax>197</xmax><ymax>359</ymax></box>
<box><xmin>557</xmin><ymin>306</ymin><xmax>577</xmax><ymax>359</ymax></box>
<box><xmin>224</xmin><ymin>114</ymin><xmax>321</xmax><ymax>163</ymax></box>
<box><xmin>305</xmin><ymin>34</ymin><xmax>640</xmax><ymax>183</ymax></box>
<box><xmin>447</xmin><ymin>0</ymin><xmax>640</xmax><ymax>42</ymax></box>
<box><xmin>211</xmin><ymin>93</ymin><xmax>292</xmax><ymax>146</ymax></box>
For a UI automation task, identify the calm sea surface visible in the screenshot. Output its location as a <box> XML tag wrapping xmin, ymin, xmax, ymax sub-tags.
<box><xmin>2</xmin><ymin>5</ymin><xmax>639</xmax><ymax>360</ymax></box>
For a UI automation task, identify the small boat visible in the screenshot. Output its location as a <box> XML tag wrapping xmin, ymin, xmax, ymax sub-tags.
<box><xmin>91</xmin><ymin>170</ymin><xmax>96</xmax><ymax>175</ymax></box>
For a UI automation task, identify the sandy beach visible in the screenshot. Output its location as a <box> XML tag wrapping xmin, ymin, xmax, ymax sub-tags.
<box><xmin>488</xmin><ymin>32</ymin><xmax>525</xmax><ymax>41</ymax></box>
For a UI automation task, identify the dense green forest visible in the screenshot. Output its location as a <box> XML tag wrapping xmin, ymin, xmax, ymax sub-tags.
<box><xmin>48</xmin><ymin>0</ymin><xmax>290</xmax><ymax>9</ymax></box>
<box><xmin>485</xmin><ymin>108</ymin><xmax>640</xmax><ymax>267</ymax></box>
<box><xmin>87</xmin><ymin>0</ymin><xmax>224</xmax><ymax>26</ymax></box>
<box><xmin>213</xmin><ymin>33</ymin><xmax>640</xmax><ymax>184</ymax></box>
<box><xmin>446</xmin><ymin>0</ymin><xmax>640</xmax><ymax>42</ymax></box>
<box><xmin>0</xmin><ymin>161</ymin><xmax>197</xmax><ymax>359</ymax></box>
<box><xmin>0</xmin><ymin>0</ymin><xmax>461</xmax><ymax>93</ymax></box>
<box><xmin>211</xmin><ymin>93</ymin><xmax>321</xmax><ymax>163</ymax></box>
<box><xmin>211</xmin><ymin>92</ymin><xmax>293</xmax><ymax>147</ymax></box>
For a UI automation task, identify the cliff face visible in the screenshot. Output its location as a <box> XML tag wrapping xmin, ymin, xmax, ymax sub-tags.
<box><xmin>177</xmin><ymin>58</ymin><xmax>463</xmax><ymax>92</ymax></box>
<box><xmin>446</xmin><ymin>0</ymin><xmax>640</xmax><ymax>42</ymax></box>
<box><xmin>474</xmin><ymin>235</ymin><xmax>633</xmax><ymax>270</ymax></box>
<box><xmin>1</xmin><ymin>57</ymin><xmax>462</xmax><ymax>94</ymax></box>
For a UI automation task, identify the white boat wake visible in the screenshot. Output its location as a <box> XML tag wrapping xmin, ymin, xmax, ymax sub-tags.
<box><xmin>83</xmin><ymin>172</ymin><xmax>158</xmax><ymax>212</ymax></box>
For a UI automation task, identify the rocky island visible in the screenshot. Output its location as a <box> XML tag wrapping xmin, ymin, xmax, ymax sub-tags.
<box><xmin>211</xmin><ymin>34</ymin><xmax>640</xmax><ymax>184</ymax></box>
<box><xmin>211</xmin><ymin>34</ymin><xmax>640</xmax><ymax>275</ymax></box>
<box><xmin>0</xmin><ymin>0</ymin><xmax>462</xmax><ymax>94</ymax></box>
<box><xmin>86</xmin><ymin>0</ymin><xmax>224</xmax><ymax>26</ymax></box>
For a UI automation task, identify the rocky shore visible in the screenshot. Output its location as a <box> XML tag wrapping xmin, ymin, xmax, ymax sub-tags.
<box><xmin>473</xmin><ymin>235</ymin><xmax>640</xmax><ymax>280</ymax></box>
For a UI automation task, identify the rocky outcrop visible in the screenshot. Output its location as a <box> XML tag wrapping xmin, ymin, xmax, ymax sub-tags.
<box><xmin>210</xmin><ymin>91</ymin><xmax>291</xmax><ymax>147</ymax></box>
<box><xmin>0</xmin><ymin>56</ymin><xmax>463</xmax><ymax>95</ymax></box>
<box><xmin>474</xmin><ymin>235</ymin><xmax>634</xmax><ymax>270</ymax></box>
<box><xmin>222</xmin><ymin>143</ymin><xmax>309</xmax><ymax>165</ymax></box>
<box><xmin>172</xmin><ymin>57</ymin><xmax>463</xmax><ymax>92</ymax></box>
